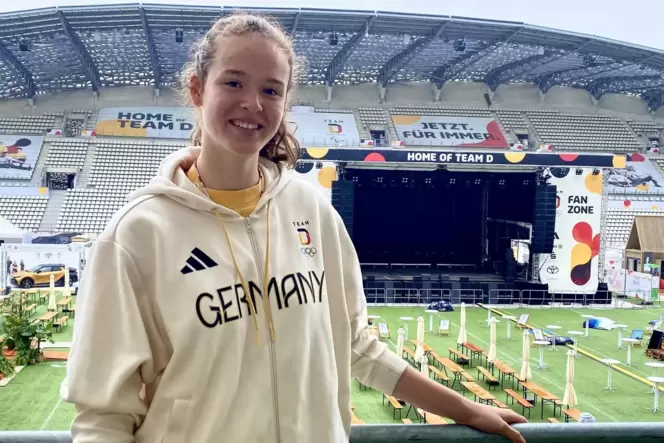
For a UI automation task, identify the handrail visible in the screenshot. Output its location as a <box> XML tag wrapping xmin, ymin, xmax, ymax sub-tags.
<box><xmin>1</xmin><ymin>423</ymin><xmax>664</xmax><ymax>443</ymax></box>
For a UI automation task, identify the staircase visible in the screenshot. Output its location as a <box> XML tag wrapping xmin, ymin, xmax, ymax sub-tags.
<box><xmin>37</xmin><ymin>190</ymin><xmax>67</xmax><ymax>233</ymax></box>
<box><xmin>621</xmin><ymin>120</ymin><xmax>647</xmax><ymax>151</ymax></box>
<box><xmin>76</xmin><ymin>142</ymin><xmax>97</xmax><ymax>188</ymax></box>
<box><xmin>29</xmin><ymin>142</ymin><xmax>52</xmax><ymax>187</ymax></box>
<box><xmin>521</xmin><ymin>113</ymin><xmax>543</xmax><ymax>147</ymax></box>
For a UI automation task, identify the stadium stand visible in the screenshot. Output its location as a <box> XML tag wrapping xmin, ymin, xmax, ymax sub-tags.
<box><xmin>0</xmin><ymin>5</ymin><xmax>660</xmax><ymax>242</ymax></box>
<box><xmin>0</xmin><ymin>116</ymin><xmax>55</xmax><ymax>135</ymax></box>
<box><xmin>0</xmin><ymin>194</ymin><xmax>47</xmax><ymax>232</ymax></box>
<box><xmin>605</xmin><ymin>207</ymin><xmax>664</xmax><ymax>246</ymax></box>
<box><xmin>524</xmin><ymin>110</ymin><xmax>641</xmax><ymax>152</ymax></box>
<box><xmin>45</xmin><ymin>139</ymin><xmax>89</xmax><ymax>169</ymax></box>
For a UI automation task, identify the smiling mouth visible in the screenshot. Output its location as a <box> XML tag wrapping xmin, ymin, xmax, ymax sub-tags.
<box><xmin>230</xmin><ymin>119</ymin><xmax>263</xmax><ymax>130</ymax></box>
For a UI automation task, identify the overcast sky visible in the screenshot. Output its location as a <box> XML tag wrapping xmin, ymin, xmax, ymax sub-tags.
<box><xmin>1</xmin><ymin>0</ymin><xmax>663</xmax><ymax>51</ymax></box>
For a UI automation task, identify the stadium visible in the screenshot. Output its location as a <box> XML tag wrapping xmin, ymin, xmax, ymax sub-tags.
<box><xmin>0</xmin><ymin>3</ymin><xmax>663</xmax><ymax>442</ymax></box>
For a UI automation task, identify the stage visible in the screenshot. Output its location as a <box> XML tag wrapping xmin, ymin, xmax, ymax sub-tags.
<box><xmin>330</xmin><ymin>165</ymin><xmax>610</xmax><ymax>305</ymax></box>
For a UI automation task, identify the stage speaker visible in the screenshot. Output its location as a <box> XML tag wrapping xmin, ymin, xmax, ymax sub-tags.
<box><xmin>531</xmin><ymin>184</ymin><xmax>557</xmax><ymax>254</ymax></box>
<box><xmin>331</xmin><ymin>180</ymin><xmax>355</xmax><ymax>239</ymax></box>
<box><xmin>648</xmin><ymin>329</ymin><xmax>663</xmax><ymax>350</ymax></box>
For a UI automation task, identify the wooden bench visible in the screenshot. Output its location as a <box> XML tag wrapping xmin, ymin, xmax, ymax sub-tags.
<box><xmin>448</xmin><ymin>348</ymin><xmax>470</xmax><ymax>365</ymax></box>
<box><xmin>477</xmin><ymin>366</ymin><xmax>499</xmax><ymax>389</ymax></box>
<box><xmin>464</xmin><ymin>342</ymin><xmax>485</xmax><ymax>363</ymax></box>
<box><xmin>424</xmin><ymin>413</ymin><xmax>448</xmax><ymax>425</ymax></box>
<box><xmin>460</xmin><ymin>371</ymin><xmax>475</xmax><ymax>382</ymax></box>
<box><xmin>403</xmin><ymin>346</ymin><xmax>416</xmax><ymax>361</ymax></box>
<box><xmin>548</xmin><ymin>417</ymin><xmax>560</xmax><ymax>423</ymax></box>
<box><xmin>417</xmin><ymin>408</ymin><xmax>448</xmax><ymax>425</ymax></box>
<box><xmin>24</xmin><ymin>303</ymin><xmax>37</xmax><ymax>315</ymax></box>
<box><xmin>563</xmin><ymin>408</ymin><xmax>581</xmax><ymax>423</ymax></box>
<box><xmin>62</xmin><ymin>306</ymin><xmax>76</xmax><ymax>318</ymax></box>
<box><xmin>505</xmin><ymin>389</ymin><xmax>533</xmax><ymax>417</ymax></box>
<box><xmin>351</xmin><ymin>411</ymin><xmax>365</xmax><ymax>424</ymax></box>
<box><xmin>383</xmin><ymin>394</ymin><xmax>403</xmax><ymax>419</ymax></box>
<box><xmin>401</xmin><ymin>418</ymin><xmax>413</xmax><ymax>424</ymax></box>
<box><xmin>428</xmin><ymin>365</ymin><xmax>449</xmax><ymax>386</ymax></box>
<box><xmin>53</xmin><ymin>315</ymin><xmax>69</xmax><ymax>332</ymax></box>
<box><xmin>492</xmin><ymin>399</ymin><xmax>509</xmax><ymax>409</ymax></box>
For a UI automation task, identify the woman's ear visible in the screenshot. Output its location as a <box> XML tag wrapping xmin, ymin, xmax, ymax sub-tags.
<box><xmin>190</xmin><ymin>75</ymin><xmax>203</xmax><ymax>107</ymax></box>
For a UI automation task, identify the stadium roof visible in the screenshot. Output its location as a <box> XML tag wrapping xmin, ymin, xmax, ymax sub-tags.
<box><xmin>2</xmin><ymin>4</ymin><xmax>664</xmax><ymax>109</ymax></box>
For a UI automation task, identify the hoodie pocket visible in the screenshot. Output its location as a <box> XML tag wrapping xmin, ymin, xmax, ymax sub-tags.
<box><xmin>162</xmin><ymin>399</ymin><xmax>192</xmax><ymax>443</ymax></box>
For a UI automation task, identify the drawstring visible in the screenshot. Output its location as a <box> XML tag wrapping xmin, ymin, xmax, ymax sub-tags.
<box><xmin>191</xmin><ymin>162</ymin><xmax>275</xmax><ymax>345</ymax></box>
<box><xmin>212</xmin><ymin>202</ymin><xmax>274</xmax><ymax>346</ymax></box>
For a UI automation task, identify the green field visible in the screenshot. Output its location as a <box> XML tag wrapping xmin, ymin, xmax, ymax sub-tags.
<box><xmin>354</xmin><ymin>305</ymin><xmax>664</xmax><ymax>424</ymax></box>
<box><xmin>1</xmin><ymin>304</ymin><xmax>663</xmax><ymax>431</ymax></box>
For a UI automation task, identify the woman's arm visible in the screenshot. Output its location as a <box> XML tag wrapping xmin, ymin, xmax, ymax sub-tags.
<box><xmin>61</xmin><ymin>240</ymin><xmax>154</xmax><ymax>442</ymax></box>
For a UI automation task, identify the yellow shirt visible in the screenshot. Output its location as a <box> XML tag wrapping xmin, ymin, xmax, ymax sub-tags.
<box><xmin>186</xmin><ymin>167</ymin><xmax>261</xmax><ymax>217</ymax></box>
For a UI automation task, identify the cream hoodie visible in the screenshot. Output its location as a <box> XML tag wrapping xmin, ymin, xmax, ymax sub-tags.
<box><xmin>61</xmin><ymin>147</ymin><xmax>409</xmax><ymax>443</ymax></box>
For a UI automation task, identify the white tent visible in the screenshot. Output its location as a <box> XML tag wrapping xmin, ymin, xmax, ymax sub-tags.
<box><xmin>519</xmin><ymin>329</ymin><xmax>532</xmax><ymax>381</ymax></box>
<box><xmin>396</xmin><ymin>328</ymin><xmax>405</xmax><ymax>360</ymax></box>
<box><xmin>488</xmin><ymin>317</ymin><xmax>498</xmax><ymax>364</ymax></box>
<box><xmin>0</xmin><ymin>217</ymin><xmax>24</xmax><ymax>243</ymax></box>
<box><xmin>562</xmin><ymin>350</ymin><xmax>578</xmax><ymax>408</ymax></box>
<box><xmin>414</xmin><ymin>316</ymin><xmax>425</xmax><ymax>361</ymax></box>
<box><xmin>457</xmin><ymin>302</ymin><xmax>468</xmax><ymax>345</ymax></box>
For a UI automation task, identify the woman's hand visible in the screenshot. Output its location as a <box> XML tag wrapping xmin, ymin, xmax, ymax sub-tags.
<box><xmin>456</xmin><ymin>403</ymin><xmax>527</xmax><ymax>443</ymax></box>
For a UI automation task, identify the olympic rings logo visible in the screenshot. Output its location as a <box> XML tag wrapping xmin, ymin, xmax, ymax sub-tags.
<box><xmin>301</xmin><ymin>247</ymin><xmax>317</xmax><ymax>257</ymax></box>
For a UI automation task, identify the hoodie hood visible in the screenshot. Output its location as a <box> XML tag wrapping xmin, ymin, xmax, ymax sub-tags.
<box><xmin>128</xmin><ymin>146</ymin><xmax>293</xmax><ymax>215</ymax></box>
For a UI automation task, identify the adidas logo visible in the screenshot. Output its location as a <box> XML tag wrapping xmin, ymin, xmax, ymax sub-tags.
<box><xmin>181</xmin><ymin>247</ymin><xmax>219</xmax><ymax>275</ymax></box>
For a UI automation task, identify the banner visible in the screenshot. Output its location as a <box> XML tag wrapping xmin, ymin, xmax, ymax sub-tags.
<box><xmin>288</xmin><ymin>112</ymin><xmax>360</xmax><ymax>147</ymax></box>
<box><xmin>391</xmin><ymin>115</ymin><xmax>509</xmax><ymax>148</ymax></box>
<box><xmin>95</xmin><ymin>107</ymin><xmax>195</xmax><ymax>139</ymax></box>
<box><xmin>0</xmin><ymin>135</ymin><xmax>43</xmax><ymax>179</ymax></box>
<box><xmin>606</xmin><ymin>268</ymin><xmax>659</xmax><ymax>301</ymax></box>
<box><xmin>293</xmin><ymin>162</ymin><xmax>337</xmax><ymax>201</ymax></box>
<box><xmin>538</xmin><ymin>168</ymin><xmax>603</xmax><ymax>293</ymax></box>
<box><xmin>2</xmin><ymin>244</ymin><xmax>85</xmax><ymax>288</ymax></box>
<box><xmin>301</xmin><ymin>147</ymin><xmax>623</xmax><ymax>168</ymax></box>
<box><xmin>605</xmin><ymin>153</ymin><xmax>664</xmax><ymax>194</ymax></box>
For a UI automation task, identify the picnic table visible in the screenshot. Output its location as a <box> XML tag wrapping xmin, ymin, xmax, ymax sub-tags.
<box><xmin>57</xmin><ymin>297</ymin><xmax>72</xmax><ymax>310</ymax></box>
<box><xmin>409</xmin><ymin>339</ymin><xmax>433</xmax><ymax>354</ymax></box>
<box><xmin>461</xmin><ymin>381</ymin><xmax>496</xmax><ymax>405</ymax></box>
<box><xmin>38</xmin><ymin>311</ymin><xmax>57</xmax><ymax>322</ymax></box>
<box><xmin>521</xmin><ymin>381</ymin><xmax>563</xmax><ymax>419</ymax></box>
<box><xmin>493</xmin><ymin>360</ymin><xmax>518</xmax><ymax>388</ymax></box>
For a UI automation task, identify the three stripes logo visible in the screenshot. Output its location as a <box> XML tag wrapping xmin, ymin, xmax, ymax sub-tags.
<box><xmin>180</xmin><ymin>247</ymin><xmax>219</xmax><ymax>275</ymax></box>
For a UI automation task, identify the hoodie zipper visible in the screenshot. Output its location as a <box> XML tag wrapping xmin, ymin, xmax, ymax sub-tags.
<box><xmin>245</xmin><ymin>218</ymin><xmax>282</xmax><ymax>443</ymax></box>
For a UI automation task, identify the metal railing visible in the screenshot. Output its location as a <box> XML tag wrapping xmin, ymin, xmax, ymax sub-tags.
<box><xmin>1</xmin><ymin>423</ymin><xmax>663</xmax><ymax>443</ymax></box>
<box><xmin>364</xmin><ymin>287</ymin><xmax>663</xmax><ymax>310</ymax></box>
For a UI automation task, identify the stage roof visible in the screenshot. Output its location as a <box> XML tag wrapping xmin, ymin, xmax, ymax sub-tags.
<box><xmin>1</xmin><ymin>5</ymin><xmax>664</xmax><ymax>108</ymax></box>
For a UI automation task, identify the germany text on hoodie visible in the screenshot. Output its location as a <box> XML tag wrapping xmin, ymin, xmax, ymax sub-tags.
<box><xmin>61</xmin><ymin>147</ymin><xmax>409</xmax><ymax>443</ymax></box>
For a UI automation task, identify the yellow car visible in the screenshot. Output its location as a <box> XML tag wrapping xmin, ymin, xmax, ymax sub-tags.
<box><xmin>10</xmin><ymin>263</ymin><xmax>78</xmax><ymax>289</ymax></box>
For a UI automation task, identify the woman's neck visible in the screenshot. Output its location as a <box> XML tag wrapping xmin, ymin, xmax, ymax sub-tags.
<box><xmin>196</xmin><ymin>146</ymin><xmax>260</xmax><ymax>191</ymax></box>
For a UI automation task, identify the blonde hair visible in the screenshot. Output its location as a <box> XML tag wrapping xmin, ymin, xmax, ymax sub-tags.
<box><xmin>180</xmin><ymin>13</ymin><xmax>302</xmax><ymax>168</ymax></box>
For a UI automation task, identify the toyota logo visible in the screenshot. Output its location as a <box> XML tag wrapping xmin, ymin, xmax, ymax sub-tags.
<box><xmin>547</xmin><ymin>266</ymin><xmax>559</xmax><ymax>274</ymax></box>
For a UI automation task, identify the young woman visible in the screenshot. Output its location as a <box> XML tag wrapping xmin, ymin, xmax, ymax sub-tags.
<box><xmin>62</xmin><ymin>13</ymin><xmax>526</xmax><ymax>443</ymax></box>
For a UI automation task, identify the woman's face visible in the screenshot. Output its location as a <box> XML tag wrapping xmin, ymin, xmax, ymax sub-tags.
<box><xmin>192</xmin><ymin>34</ymin><xmax>290</xmax><ymax>158</ymax></box>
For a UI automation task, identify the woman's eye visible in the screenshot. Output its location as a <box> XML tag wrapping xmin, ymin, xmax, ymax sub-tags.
<box><xmin>264</xmin><ymin>88</ymin><xmax>279</xmax><ymax>96</ymax></box>
<box><xmin>226</xmin><ymin>81</ymin><xmax>241</xmax><ymax>88</ymax></box>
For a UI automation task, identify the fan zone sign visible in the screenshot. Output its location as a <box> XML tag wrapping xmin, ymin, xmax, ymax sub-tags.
<box><xmin>538</xmin><ymin>168</ymin><xmax>603</xmax><ymax>293</ymax></box>
<box><xmin>392</xmin><ymin>115</ymin><xmax>509</xmax><ymax>148</ymax></box>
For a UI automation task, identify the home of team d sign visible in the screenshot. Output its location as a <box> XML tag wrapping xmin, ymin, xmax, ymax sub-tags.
<box><xmin>567</xmin><ymin>195</ymin><xmax>595</xmax><ymax>214</ymax></box>
<box><xmin>407</xmin><ymin>151</ymin><xmax>495</xmax><ymax>163</ymax></box>
<box><xmin>115</xmin><ymin>111</ymin><xmax>193</xmax><ymax>131</ymax></box>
